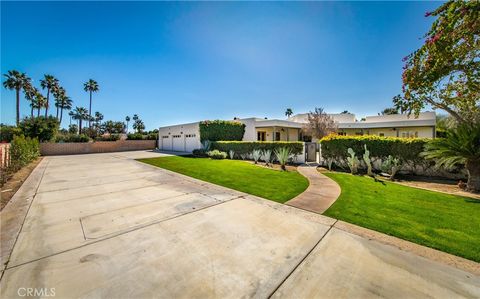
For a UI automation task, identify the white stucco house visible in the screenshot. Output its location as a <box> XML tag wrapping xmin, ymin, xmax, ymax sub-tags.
<box><xmin>158</xmin><ymin>112</ymin><xmax>436</xmax><ymax>152</ymax></box>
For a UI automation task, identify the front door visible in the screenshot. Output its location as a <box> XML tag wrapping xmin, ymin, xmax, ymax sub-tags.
<box><xmin>257</xmin><ymin>131</ymin><xmax>266</xmax><ymax>141</ymax></box>
<box><xmin>306</xmin><ymin>142</ymin><xmax>317</xmax><ymax>162</ymax></box>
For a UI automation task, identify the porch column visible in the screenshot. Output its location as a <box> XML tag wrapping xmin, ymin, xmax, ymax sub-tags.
<box><xmin>286</xmin><ymin>128</ymin><xmax>289</xmax><ymax>141</ymax></box>
<box><xmin>273</xmin><ymin>126</ymin><xmax>276</xmax><ymax>141</ymax></box>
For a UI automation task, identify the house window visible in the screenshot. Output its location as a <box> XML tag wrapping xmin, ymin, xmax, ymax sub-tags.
<box><xmin>338</xmin><ymin>132</ymin><xmax>346</xmax><ymax>136</ymax></box>
<box><xmin>257</xmin><ymin>131</ymin><xmax>266</xmax><ymax>141</ymax></box>
<box><xmin>379</xmin><ymin>133</ymin><xmax>385</xmax><ymax>137</ymax></box>
<box><xmin>414</xmin><ymin>131</ymin><xmax>418</xmax><ymax>138</ymax></box>
<box><xmin>275</xmin><ymin>132</ymin><xmax>281</xmax><ymax>141</ymax></box>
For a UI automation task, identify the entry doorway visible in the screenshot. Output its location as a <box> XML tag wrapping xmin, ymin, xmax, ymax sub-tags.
<box><xmin>257</xmin><ymin>131</ymin><xmax>266</xmax><ymax>141</ymax></box>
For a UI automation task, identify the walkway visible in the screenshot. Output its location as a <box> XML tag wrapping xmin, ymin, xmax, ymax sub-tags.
<box><xmin>286</xmin><ymin>165</ymin><xmax>341</xmax><ymax>214</ymax></box>
<box><xmin>1</xmin><ymin>151</ymin><xmax>478</xmax><ymax>298</ymax></box>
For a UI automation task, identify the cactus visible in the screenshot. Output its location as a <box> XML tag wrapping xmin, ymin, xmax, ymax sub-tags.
<box><xmin>346</xmin><ymin>148</ymin><xmax>360</xmax><ymax>174</ymax></box>
<box><xmin>363</xmin><ymin>144</ymin><xmax>373</xmax><ymax>176</ymax></box>
<box><xmin>381</xmin><ymin>155</ymin><xmax>401</xmax><ymax>180</ymax></box>
<box><xmin>229</xmin><ymin>150</ymin><xmax>235</xmax><ymax>159</ymax></box>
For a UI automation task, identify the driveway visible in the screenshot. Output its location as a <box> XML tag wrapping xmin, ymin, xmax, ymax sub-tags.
<box><xmin>1</xmin><ymin>151</ymin><xmax>478</xmax><ymax>298</ymax></box>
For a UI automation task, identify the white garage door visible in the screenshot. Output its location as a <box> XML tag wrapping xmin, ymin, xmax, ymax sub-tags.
<box><xmin>185</xmin><ymin>133</ymin><xmax>199</xmax><ymax>152</ymax></box>
<box><xmin>161</xmin><ymin>135</ymin><xmax>172</xmax><ymax>151</ymax></box>
<box><xmin>172</xmin><ymin>135</ymin><xmax>184</xmax><ymax>152</ymax></box>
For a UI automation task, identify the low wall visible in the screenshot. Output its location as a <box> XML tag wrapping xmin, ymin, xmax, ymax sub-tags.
<box><xmin>40</xmin><ymin>140</ymin><xmax>157</xmax><ymax>156</ymax></box>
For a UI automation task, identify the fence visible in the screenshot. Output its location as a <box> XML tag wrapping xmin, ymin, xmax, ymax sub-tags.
<box><xmin>0</xmin><ymin>143</ymin><xmax>10</xmax><ymax>168</ymax></box>
<box><xmin>40</xmin><ymin>140</ymin><xmax>157</xmax><ymax>156</ymax></box>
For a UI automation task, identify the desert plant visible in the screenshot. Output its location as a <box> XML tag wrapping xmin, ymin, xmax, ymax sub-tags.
<box><xmin>240</xmin><ymin>153</ymin><xmax>248</xmax><ymax>160</ymax></box>
<box><xmin>381</xmin><ymin>155</ymin><xmax>401</xmax><ymax>180</ymax></box>
<box><xmin>228</xmin><ymin>150</ymin><xmax>235</xmax><ymax>159</ymax></box>
<box><xmin>363</xmin><ymin>144</ymin><xmax>373</xmax><ymax>176</ymax></box>
<box><xmin>262</xmin><ymin>149</ymin><xmax>273</xmax><ymax>166</ymax></box>
<box><xmin>275</xmin><ymin>147</ymin><xmax>292</xmax><ymax>171</ymax></box>
<box><xmin>207</xmin><ymin>149</ymin><xmax>227</xmax><ymax>160</ymax></box>
<box><xmin>211</xmin><ymin>141</ymin><xmax>303</xmax><ymax>157</ymax></box>
<box><xmin>252</xmin><ymin>149</ymin><xmax>262</xmax><ymax>164</ymax></box>
<box><xmin>202</xmin><ymin>140</ymin><xmax>212</xmax><ymax>151</ymax></box>
<box><xmin>327</xmin><ymin>158</ymin><xmax>334</xmax><ymax>171</ymax></box>
<box><xmin>346</xmin><ymin>148</ymin><xmax>360</xmax><ymax>174</ymax></box>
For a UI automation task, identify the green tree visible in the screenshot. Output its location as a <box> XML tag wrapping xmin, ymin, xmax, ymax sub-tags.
<box><xmin>57</xmin><ymin>94</ymin><xmax>73</xmax><ymax>124</ymax></box>
<box><xmin>53</xmin><ymin>86</ymin><xmax>66</xmax><ymax>120</ymax></box>
<box><xmin>23</xmin><ymin>84</ymin><xmax>37</xmax><ymax>118</ymax></box>
<box><xmin>72</xmin><ymin>107</ymin><xmax>89</xmax><ymax>133</ymax></box>
<box><xmin>125</xmin><ymin>116</ymin><xmax>130</xmax><ymax>133</ymax></box>
<box><xmin>423</xmin><ymin>123</ymin><xmax>480</xmax><ymax>192</ymax></box>
<box><xmin>380</xmin><ymin>107</ymin><xmax>399</xmax><ymax>115</ymax></box>
<box><xmin>34</xmin><ymin>90</ymin><xmax>47</xmax><ymax>118</ymax></box>
<box><xmin>341</xmin><ymin>110</ymin><xmax>350</xmax><ymax>114</ymax></box>
<box><xmin>40</xmin><ymin>74</ymin><xmax>59</xmax><ymax>118</ymax></box>
<box><xmin>18</xmin><ymin>116</ymin><xmax>59</xmax><ymax>142</ymax></box>
<box><xmin>83</xmin><ymin>79</ymin><xmax>99</xmax><ymax>128</ymax></box>
<box><xmin>285</xmin><ymin>108</ymin><xmax>293</xmax><ymax>118</ymax></box>
<box><xmin>394</xmin><ymin>1</ymin><xmax>479</xmax><ymax>123</ymax></box>
<box><xmin>3</xmin><ymin>70</ymin><xmax>31</xmax><ymax>125</ymax></box>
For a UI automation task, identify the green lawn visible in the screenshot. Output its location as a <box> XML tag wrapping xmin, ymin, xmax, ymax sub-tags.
<box><xmin>138</xmin><ymin>156</ymin><xmax>308</xmax><ymax>203</ymax></box>
<box><xmin>323</xmin><ymin>172</ymin><xmax>480</xmax><ymax>262</ymax></box>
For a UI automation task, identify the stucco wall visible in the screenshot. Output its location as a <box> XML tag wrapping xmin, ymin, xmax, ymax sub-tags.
<box><xmin>40</xmin><ymin>140</ymin><xmax>156</xmax><ymax>156</ymax></box>
<box><xmin>254</xmin><ymin>128</ymin><xmax>300</xmax><ymax>141</ymax></box>
<box><xmin>158</xmin><ymin>122</ymin><xmax>201</xmax><ymax>152</ymax></box>
<box><xmin>340</xmin><ymin>126</ymin><xmax>435</xmax><ymax>138</ymax></box>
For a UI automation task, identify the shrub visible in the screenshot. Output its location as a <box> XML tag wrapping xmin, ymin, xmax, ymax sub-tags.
<box><xmin>127</xmin><ymin>133</ymin><xmax>144</xmax><ymax>140</ymax></box>
<box><xmin>207</xmin><ymin>149</ymin><xmax>227</xmax><ymax>159</ymax></box>
<box><xmin>262</xmin><ymin>149</ymin><xmax>273</xmax><ymax>165</ymax></box>
<box><xmin>228</xmin><ymin>150</ymin><xmax>235</xmax><ymax>159</ymax></box>
<box><xmin>252</xmin><ymin>149</ymin><xmax>262</xmax><ymax>164</ymax></box>
<box><xmin>68</xmin><ymin>124</ymin><xmax>78</xmax><ymax>134</ymax></box>
<box><xmin>199</xmin><ymin>120</ymin><xmax>245</xmax><ymax>142</ymax></box>
<box><xmin>381</xmin><ymin>155</ymin><xmax>401</xmax><ymax>179</ymax></box>
<box><xmin>0</xmin><ymin>124</ymin><xmax>22</xmax><ymax>142</ymax></box>
<box><xmin>18</xmin><ymin>116</ymin><xmax>59</xmax><ymax>142</ymax></box>
<box><xmin>192</xmin><ymin>148</ymin><xmax>208</xmax><ymax>157</ymax></box>
<box><xmin>1</xmin><ymin>135</ymin><xmax>40</xmax><ymax>185</ymax></box>
<box><xmin>55</xmin><ymin>134</ymin><xmax>90</xmax><ymax>143</ymax></box>
<box><xmin>211</xmin><ymin>141</ymin><xmax>304</xmax><ymax>157</ymax></box>
<box><xmin>275</xmin><ymin>147</ymin><xmax>292</xmax><ymax>171</ymax></box>
<box><xmin>95</xmin><ymin>134</ymin><xmax>120</xmax><ymax>142</ymax></box>
<box><xmin>145</xmin><ymin>133</ymin><xmax>158</xmax><ymax>140</ymax></box>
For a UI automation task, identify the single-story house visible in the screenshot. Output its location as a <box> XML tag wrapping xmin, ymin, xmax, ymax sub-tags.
<box><xmin>158</xmin><ymin>112</ymin><xmax>436</xmax><ymax>152</ymax></box>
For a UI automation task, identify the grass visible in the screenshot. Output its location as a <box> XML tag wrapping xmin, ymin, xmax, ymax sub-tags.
<box><xmin>138</xmin><ymin>156</ymin><xmax>308</xmax><ymax>203</ymax></box>
<box><xmin>323</xmin><ymin>172</ymin><xmax>480</xmax><ymax>262</ymax></box>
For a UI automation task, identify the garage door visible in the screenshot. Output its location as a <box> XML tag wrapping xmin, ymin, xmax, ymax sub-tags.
<box><xmin>161</xmin><ymin>136</ymin><xmax>172</xmax><ymax>151</ymax></box>
<box><xmin>172</xmin><ymin>135</ymin><xmax>184</xmax><ymax>152</ymax></box>
<box><xmin>185</xmin><ymin>133</ymin><xmax>199</xmax><ymax>152</ymax></box>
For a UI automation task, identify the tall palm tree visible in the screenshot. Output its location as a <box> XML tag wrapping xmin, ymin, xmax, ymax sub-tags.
<box><xmin>83</xmin><ymin>79</ymin><xmax>99</xmax><ymax>128</ymax></box>
<box><xmin>68</xmin><ymin>111</ymin><xmax>74</xmax><ymax>126</ymax></box>
<box><xmin>24</xmin><ymin>84</ymin><xmax>38</xmax><ymax>118</ymax></box>
<box><xmin>125</xmin><ymin>116</ymin><xmax>130</xmax><ymax>133</ymax></box>
<box><xmin>72</xmin><ymin>106</ymin><xmax>89</xmax><ymax>134</ymax></box>
<box><xmin>3</xmin><ymin>70</ymin><xmax>31</xmax><ymax>125</ymax></box>
<box><xmin>285</xmin><ymin>108</ymin><xmax>293</xmax><ymax>118</ymax></box>
<box><xmin>422</xmin><ymin>123</ymin><xmax>480</xmax><ymax>192</ymax></box>
<box><xmin>34</xmin><ymin>91</ymin><xmax>47</xmax><ymax>117</ymax></box>
<box><xmin>40</xmin><ymin>74</ymin><xmax>59</xmax><ymax>118</ymax></box>
<box><xmin>53</xmin><ymin>86</ymin><xmax>66</xmax><ymax>120</ymax></box>
<box><xmin>58</xmin><ymin>94</ymin><xmax>73</xmax><ymax>124</ymax></box>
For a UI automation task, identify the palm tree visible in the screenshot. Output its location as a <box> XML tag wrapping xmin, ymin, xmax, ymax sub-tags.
<box><xmin>3</xmin><ymin>70</ymin><xmax>31</xmax><ymax>125</ymax></box>
<box><xmin>285</xmin><ymin>108</ymin><xmax>293</xmax><ymax>118</ymax></box>
<box><xmin>34</xmin><ymin>91</ymin><xmax>47</xmax><ymax>117</ymax></box>
<box><xmin>83</xmin><ymin>79</ymin><xmax>99</xmax><ymax>128</ymax></box>
<box><xmin>23</xmin><ymin>83</ymin><xmax>36</xmax><ymax>118</ymax></box>
<box><xmin>53</xmin><ymin>86</ymin><xmax>66</xmax><ymax>120</ymax></box>
<box><xmin>68</xmin><ymin>111</ymin><xmax>74</xmax><ymax>126</ymax></box>
<box><xmin>40</xmin><ymin>74</ymin><xmax>59</xmax><ymax>118</ymax></box>
<box><xmin>125</xmin><ymin>116</ymin><xmax>130</xmax><ymax>133</ymax></box>
<box><xmin>422</xmin><ymin>123</ymin><xmax>480</xmax><ymax>192</ymax></box>
<box><xmin>58</xmin><ymin>94</ymin><xmax>73</xmax><ymax>124</ymax></box>
<box><xmin>72</xmin><ymin>107</ymin><xmax>89</xmax><ymax>134</ymax></box>
<box><xmin>94</xmin><ymin>112</ymin><xmax>104</xmax><ymax>130</ymax></box>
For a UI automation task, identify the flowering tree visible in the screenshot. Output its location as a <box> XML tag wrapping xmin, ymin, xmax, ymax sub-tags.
<box><xmin>303</xmin><ymin>107</ymin><xmax>337</xmax><ymax>140</ymax></box>
<box><xmin>393</xmin><ymin>1</ymin><xmax>479</xmax><ymax>124</ymax></box>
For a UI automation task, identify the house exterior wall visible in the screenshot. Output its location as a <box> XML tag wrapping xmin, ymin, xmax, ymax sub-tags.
<box><xmin>158</xmin><ymin>122</ymin><xmax>201</xmax><ymax>152</ymax></box>
<box><xmin>339</xmin><ymin>126</ymin><xmax>434</xmax><ymax>138</ymax></box>
<box><xmin>254</xmin><ymin>127</ymin><xmax>299</xmax><ymax>141</ymax></box>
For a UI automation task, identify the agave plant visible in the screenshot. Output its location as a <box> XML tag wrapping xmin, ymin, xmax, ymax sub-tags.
<box><xmin>240</xmin><ymin>153</ymin><xmax>248</xmax><ymax>160</ymax></box>
<box><xmin>275</xmin><ymin>147</ymin><xmax>292</xmax><ymax>171</ymax></box>
<box><xmin>229</xmin><ymin>150</ymin><xmax>235</xmax><ymax>159</ymax></box>
<box><xmin>381</xmin><ymin>155</ymin><xmax>401</xmax><ymax>180</ymax></box>
<box><xmin>252</xmin><ymin>149</ymin><xmax>262</xmax><ymax>164</ymax></box>
<box><xmin>422</xmin><ymin>123</ymin><xmax>480</xmax><ymax>192</ymax></box>
<box><xmin>363</xmin><ymin>144</ymin><xmax>373</xmax><ymax>176</ymax></box>
<box><xmin>202</xmin><ymin>140</ymin><xmax>211</xmax><ymax>151</ymax></box>
<box><xmin>346</xmin><ymin>148</ymin><xmax>360</xmax><ymax>174</ymax></box>
<box><xmin>262</xmin><ymin>149</ymin><xmax>273</xmax><ymax>166</ymax></box>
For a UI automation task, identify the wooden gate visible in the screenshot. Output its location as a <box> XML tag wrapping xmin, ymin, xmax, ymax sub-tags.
<box><xmin>305</xmin><ymin>142</ymin><xmax>317</xmax><ymax>162</ymax></box>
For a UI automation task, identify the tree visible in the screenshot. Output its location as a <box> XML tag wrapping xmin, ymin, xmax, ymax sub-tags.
<box><xmin>423</xmin><ymin>122</ymin><xmax>480</xmax><ymax>192</ymax></box>
<box><xmin>23</xmin><ymin>84</ymin><xmax>37</xmax><ymax>118</ymax></box>
<box><xmin>40</xmin><ymin>74</ymin><xmax>59</xmax><ymax>118</ymax></box>
<box><xmin>133</xmin><ymin>116</ymin><xmax>145</xmax><ymax>133</ymax></box>
<box><xmin>18</xmin><ymin>116</ymin><xmax>59</xmax><ymax>142</ymax></box>
<box><xmin>94</xmin><ymin>112</ymin><xmax>104</xmax><ymax>130</ymax></box>
<box><xmin>394</xmin><ymin>1</ymin><xmax>480</xmax><ymax>124</ymax></box>
<box><xmin>380</xmin><ymin>107</ymin><xmax>399</xmax><ymax>115</ymax></box>
<box><xmin>302</xmin><ymin>107</ymin><xmax>337</xmax><ymax>140</ymax></box>
<box><xmin>3</xmin><ymin>70</ymin><xmax>31</xmax><ymax>125</ymax></box>
<box><xmin>125</xmin><ymin>116</ymin><xmax>130</xmax><ymax>133</ymax></box>
<box><xmin>341</xmin><ymin>110</ymin><xmax>350</xmax><ymax>114</ymax></box>
<box><xmin>285</xmin><ymin>108</ymin><xmax>293</xmax><ymax>118</ymax></box>
<box><xmin>83</xmin><ymin>79</ymin><xmax>99</xmax><ymax>128</ymax></box>
<box><xmin>71</xmin><ymin>107</ymin><xmax>89</xmax><ymax>133</ymax></box>
<box><xmin>57</xmin><ymin>94</ymin><xmax>73</xmax><ymax>124</ymax></box>
<box><xmin>53</xmin><ymin>86</ymin><xmax>66</xmax><ymax>120</ymax></box>
<box><xmin>34</xmin><ymin>91</ymin><xmax>47</xmax><ymax>118</ymax></box>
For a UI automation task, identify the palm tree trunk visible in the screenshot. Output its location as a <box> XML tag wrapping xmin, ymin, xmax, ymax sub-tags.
<box><xmin>31</xmin><ymin>106</ymin><xmax>34</xmax><ymax>118</ymax></box>
<box><xmin>15</xmin><ymin>88</ymin><xmax>20</xmax><ymax>125</ymax></box>
<box><xmin>37</xmin><ymin>107</ymin><xmax>40</xmax><ymax>117</ymax></box>
<box><xmin>466</xmin><ymin>159</ymin><xmax>480</xmax><ymax>192</ymax></box>
<box><xmin>45</xmin><ymin>89</ymin><xmax>49</xmax><ymax>118</ymax></box>
<box><xmin>60</xmin><ymin>108</ymin><xmax>64</xmax><ymax>124</ymax></box>
<box><xmin>56</xmin><ymin>106</ymin><xmax>59</xmax><ymax>120</ymax></box>
<box><xmin>79</xmin><ymin>119</ymin><xmax>83</xmax><ymax>134</ymax></box>
<box><xmin>126</xmin><ymin>121</ymin><xmax>129</xmax><ymax>133</ymax></box>
<box><xmin>89</xmin><ymin>91</ymin><xmax>92</xmax><ymax>128</ymax></box>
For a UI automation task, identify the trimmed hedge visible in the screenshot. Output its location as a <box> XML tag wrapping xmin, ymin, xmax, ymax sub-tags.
<box><xmin>0</xmin><ymin>125</ymin><xmax>22</xmax><ymax>142</ymax></box>
<box><xmin>55</xmin><ymin>134</ymin><xmax>90</xmax><ymax>143</ymax></box>
<box><xmin>320</xmin><ymin>135</ymin><xmax>428</xmax><ymax>162</ymax></box>
<box><xmin>199</xmin><ymin>120</ymin><xmax>245</xmax><ymax>142</ymax></box>
<box><xmin>211</xmin><ymin>141</ymin><xmax>304</xmax><ymax>156</ymax></box>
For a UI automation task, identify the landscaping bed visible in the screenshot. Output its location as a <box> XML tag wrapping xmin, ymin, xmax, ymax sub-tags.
<box><xmin>322</xmin><ymin>171</ymin><xmax>480</xmax><ymax>262</ymax></box>
<box><xmin>138</xmin><ymin>156</ymin><xmax>308</xmax><ymax>203</ymax></box>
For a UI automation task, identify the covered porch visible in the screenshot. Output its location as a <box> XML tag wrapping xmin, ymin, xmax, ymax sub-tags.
<box><xmin>254</xmin><ymin>120</ymin><xmax>303</xmax><ymax>141</ymax></box>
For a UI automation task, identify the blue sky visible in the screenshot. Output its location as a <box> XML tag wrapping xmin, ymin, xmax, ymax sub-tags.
<box><xmin>1</xmin><ymin>1</ymin><xmax>440</xmax><ymax>130</ymax></box>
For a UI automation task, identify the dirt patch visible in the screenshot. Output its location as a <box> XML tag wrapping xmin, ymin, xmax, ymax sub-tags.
<box><xmin>395</xmin><ymin>177</ymin><xmax>480</xmax><ymax>200</ymax></box>
<box><xmin>1</xmin><ymin>157</ymin><xmax>43</xmax><ymax>211</ymax></box>
<box><xmin>243</xmin><ymin>160</ymin><xmax>297</xmax><ymax>171</ymax></box>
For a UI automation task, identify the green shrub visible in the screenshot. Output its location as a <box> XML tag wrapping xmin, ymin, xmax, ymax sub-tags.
<box><xmin>320</xmin><ymin>135</ymin><xmax>428</xmax><ymax>163</ymax></box>
<box><xmin>0</xmin><ymin>124</ymin><xmax>22</xmax><ymax>142</ymax></box>
<box><xmin>192</xmin><ymin>148</ymin><xmax>208</xmax><ymax>157</ymax></box>
<box><xmin>207</xmin><ymin>149</ymin><xmax>227</xmax><ymax>159</ymax></box>
<box><xmin>55</xmin><ymin>134</ymin><xmax>90</xmax><ymax>143</ymax></box>
<box><xmin>145</xmin><ymin>133</ymin><xmax>158</xmax><ymax>140</ymax></box>
<box><xmin>127</xmin><ymin>133</ymin><xmax>144</xmax><ymax>140</ymax></box>
<box><xmin>211</xmin><ymin>141</ymin><xmax>304</xmax><ymax>156</ymax></box>
<box><xmin>95</xmin><ymin>134</ymin><xmax>120</xmax><ymax>142</ymax></box>
<box><xmin>199</xmin><ymin>120</ymin><xmax>245</xmax><ymax>142</ymax></box>
<box><xmin>18</xmin><ymin>116</ymin><xmax>59</xmax><ymax>142</ymax></box>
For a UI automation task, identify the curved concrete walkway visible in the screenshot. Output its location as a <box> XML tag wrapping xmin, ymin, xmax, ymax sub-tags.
<box><xmin>286</xmin><ymin>165</ymin><xmax>341</xmax><ymax>214</ymax></box>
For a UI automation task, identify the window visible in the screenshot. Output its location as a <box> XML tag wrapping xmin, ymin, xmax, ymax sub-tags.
<box><xmin>257</xmin><ymin>131</ymin><xmax>266</xmax><ymax>141</ymax></box>
<box><xmin>185</xmin><ymin>134</ymin><xmax>196</xmax><ymax>138</ymax></box>
<box><xmin>379</xmin><ymin>133</ymin><xmax>385</xmax><ymax>137</ymax></box>
<box><xmin>162</xmin><ymin>136</ymin><xmax>169</xmax><ymax>139</ymax></box>
<box><xmin>275</xmin><ymin>132</ymin><xmax>281</xmax><ymax>141</ymax></box>
<box><xmin>173</xmin><ymin>135</ymin><xmax>181</xmax><ymax>138</ymax></box>
<box><xmin>338</xmin><ymin>132</ymin><xmax>346</xmax><ymax>136</ymax></box>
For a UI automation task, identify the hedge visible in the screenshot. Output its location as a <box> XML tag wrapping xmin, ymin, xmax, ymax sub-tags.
<box><xmin>211</xmin><ymin>141</ymin><xmax>304</xmax><ymax>156</ymax></box>
<box><xmin>0</xmin><ymin>125</ymin><xmax>22</xmax><ymax>142</ymax></box>
<box><xmin>319</xmin><ymin>135</ymin><xmax>428</xmax><ymax>162</ymax></box>
<box><xmin>199</xmin><ymin>120</ymin><xmax>245</xmax><ymax>142</ymax></box>
<box><xmin>1</xmin><ymin>135</ymin><xmax>40</xmax><ymax>185</ymax></box>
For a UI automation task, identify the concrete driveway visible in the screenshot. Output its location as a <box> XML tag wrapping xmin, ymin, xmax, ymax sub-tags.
<box><xmin>1</xmin><ymin>151</ymin><xmax>478</xmax><ymax>298</ymax></box>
